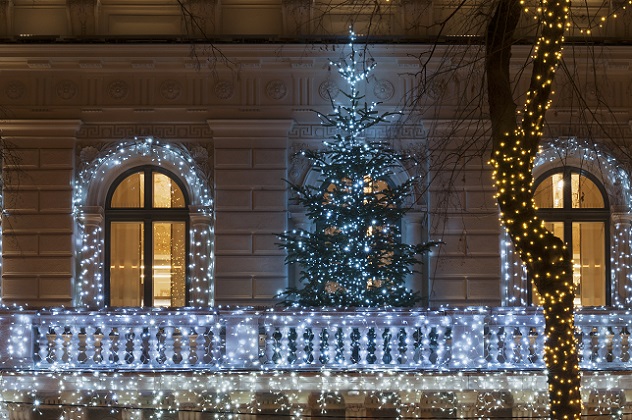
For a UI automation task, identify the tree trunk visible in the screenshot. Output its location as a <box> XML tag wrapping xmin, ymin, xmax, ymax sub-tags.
<box><xmin>486</xmin><ymin>1</ymin><xmax>582</xmax><ymax>419</ymax></box>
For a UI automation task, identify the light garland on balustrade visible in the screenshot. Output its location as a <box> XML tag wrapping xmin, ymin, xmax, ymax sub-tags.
<box><xmin>0</xmin><ymin>305</ymin><xmax>631</xmax><ymax>417</ymax></box>
<box><xmin>0</xmin><ymin>361</ymin><xmax>630</xmax><ymax>417</ymax></box>
<box><xmin>72</xmin><ymin>137</ymin><xmax>214</xmax><ymax>307</ymax></box>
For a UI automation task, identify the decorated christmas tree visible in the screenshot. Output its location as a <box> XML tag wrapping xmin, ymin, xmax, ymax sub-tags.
<box><xmin>278</xmin><ymin>32</ymin><xmax>433</xmax><ymax>307</ymax></box>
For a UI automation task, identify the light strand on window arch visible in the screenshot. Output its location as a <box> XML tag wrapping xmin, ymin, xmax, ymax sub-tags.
<box><xmin>503</xmin><ymin>137</ymin><xmax>632</xmax><ymax>308</ymax></box>
<box><xmin>73</xmin><ymin>137</ymin><xmax>214</xmax><ymax>308</ymax></box>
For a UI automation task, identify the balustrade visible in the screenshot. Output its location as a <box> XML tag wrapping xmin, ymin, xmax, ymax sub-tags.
<box><xmin>1</xmin><ymin>307</ymin><xmax>632</xmax><ymax>372</ymax></box>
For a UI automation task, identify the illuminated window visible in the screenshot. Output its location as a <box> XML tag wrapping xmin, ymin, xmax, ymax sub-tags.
<box><xmin>106</xmin><ymin>166</ymin><xmax>188</xmax><ymax>307</ymax></box>
<box><xmin>532</xmin><ymin>168</ymin><xmax>609</xmax><ymax>306</ymax></box>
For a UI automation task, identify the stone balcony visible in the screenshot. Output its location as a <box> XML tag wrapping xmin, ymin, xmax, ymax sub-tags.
<box><xmin>1</xmin><ymin>307</ymin><xmax>632</xmax><ymax>418</ymax></box>
<box><xmin>0</xmin><ymin>306</ymin><xmax>630</xmax><ymax>372</ymax></box>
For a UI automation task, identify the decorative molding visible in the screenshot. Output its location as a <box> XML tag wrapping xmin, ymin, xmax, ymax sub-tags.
<box><xmin>67</xmin><ymin>0</ymin><xmax>99</xmax><ymax>37</ymax></box>
<box><xmin>0</xmin><ymin>0</ymin><xmax>12</xmax><ymax>38</ymax></box>
<box><xmin>289</xmin><ymin>124</ymin><xmax>426</xmax><ymax>140</ymax></box>
<box><xmin>182</xmin><ymin>0</ymin><xmax>219</xmax><ymax>37</ymax></box>
<box><xmin>287</xmin><ymin>141</ymin><xmax>313</xmax><ymax>186</ymax></box>
<box><xmin>27</xmin><ymin>60</ymin><xmax>51</xmax><ymax>69</ymax></box>
<box><xmin>214</xmin><ymin>80</ymin><xmax>234</xmax><ymax>100</ymax></box>
<box><xmin>281</xmin><ymin>0</ymin><xmax>311</xmax><ymax>36</ymax></box>
<box><xmin>77</xmin><ymin>124</ymin><xmax>211</xmax><ymax>139</ymax></box>
<box><xmin>373</xmin><ymin>79</ymin><xmax>394</xmax><ymax>101</ymax></box>
<box><xmin>266</xmin><ymin>80</ymin><xmax>288</xmax><ymax>100</ymax></box>
<box><xmin>318</xmin><ymin>80</ymin><xmax>339</xmax><ymax>100</ymax></box>
<box><xmin>56</xmin><ymin>80</ymin><xmax>78</xmax><ymax>100</ymax></box>
<box><xmin>107</xmin><ymin>80</ymin><xmax>129</xmax><ymax>100</ymax></box>
<box><xmin>5</xmin><ymin>81</ymin><xmax>25</xmax><ymax>100</ymax></box>
<box><xmin>159</xmin><ymin>80</ymin><xmax>182</xmax><ymax>101</ymax></box>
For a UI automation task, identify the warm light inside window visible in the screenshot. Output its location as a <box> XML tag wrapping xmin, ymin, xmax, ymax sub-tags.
<box><xmin>109</xmin><ymin>169</ymin><xmax>187</xmax><ymax>307</ymax></box>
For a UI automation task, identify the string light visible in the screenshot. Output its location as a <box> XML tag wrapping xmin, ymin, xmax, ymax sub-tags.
<box><xmin>278</xmin><ymin>30</ymin><xmax>433</xmax><ymax>307</ymax></box>
<box><xmin>489</xmin><ymin>0</ymin><xmax>583</xmax><ymax>418</ymax></box>
<box><xmin>520</xmin><ymin>0</ymin><xmax>632</xmax><ymax>34</ymax></box>
<box><xmin>73</xmin><ymin>137</ymin><xmax>214</xmax><ymax>308</ymax></box>
<box><xmin>503</xmin><ymin>138</ymin><xmax>632</xmax><ymax>308</ymax></box>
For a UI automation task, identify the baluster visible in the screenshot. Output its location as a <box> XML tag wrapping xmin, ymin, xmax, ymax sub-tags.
<box><xmin>342</xmin><ymin>326</ymin><xmax>352</xmax><ymax>364</ymax></box>
<box><xmin>162</xmin><ymin>326</ymin><xmax>174</xmax><ymax>365</ymax></box>
<box><xmin>293</xmin><ymin>325</ymin><xmax>307</xmax><ymax>365</ymax></box>
<box><xmin>32</xmin><ymin>325</ymin><xmax>42</xmax><ymax>364</ymax></box>
<box><xmin>303</xmin><ymin>327</ymin><xmax>315</xmax><ymax>364</ymax></box>
<box><xmin>124</xmin><ymin>329</ymin><xmax>136</xmax><ymax>364</ymax></box>
<box><xmin>172</xmin><ymin>328</ymin><xmax>183</xmax><ymax>365</ymax></box>
<box><xmin>429</xmin><ymin>327</ymin><xmax>439</xmax><ymax>365</ymax></box>
<box><xmin>366</xmin><ymin>327</ymin><xmax>377</xmax><ymax>364</ymax></box>
<box><xmin>621</xmin><ymin>327</ymin><xmax>630</xmax><ymax>363</ymax></box>
<box><xmin>412</xmin><ymin>327</ymin><xmax>423</xmax><ymax>364</ymax></box>
<box><xmin>278</xmin><ymin>326</ymin><xmax>289</xmax><ymax>365</ymax></box>
<box><xmin>272</xmin><ymin>327</ymin><xmax>283</xmax><ymax>364</ymax></box>
<box><xmin>358</xmin><ymin>326</ymin><xmax>368</xmax><ymax>365</ymax></box>
<box><xmin>202</xmin><ymin>327</ymin><xmax>215</xmax><ymax>364</ymax></box>
<box><xmin>382</xmin><ymin>327</ymin><xmax>392</xmax><ymax>364</ymax></box>
<box><xmin>93</xmin><ymin>328</ymin><xmax>104</xmax><ymax>364</ymax></box>
<box><xmin>140</xmin><ymin>327</ymin><xmax>151</xmax><ymax>364</ymax></box>
<box><xmin>605</xmin><ymin>327</ymin><xmax>615</xmax><ymax>363</ymax></box>
<box><xmin>188</xmin><ymin>328</ymin><xmax>199</xmax><ymax>365</ymax></box>
<box><xmin>496</xmin><ymin>327</ymin><xmax>506</xmax><ymax>364</ymax></box>
<box><xmin>404</xmin><ymin>326</ymin><xmax>415</xmax><ymax>365</ymax></box>
<box><xmin>77</xmin><ymin>327</ymin><xmax>88</xmax><ymax>364</ymax></box>
<box><xmin>263</xmin><ymin>327</ymin><xmax>274</xmax><ymax>365</ymax></box>
<box><xmin>349</xmin><ymin>328</ymin><xmax>361</xmax><ymax>365</ymax></box>
<box><xmin>155</xmin><ymin>327</ymin><xmax>166</xmax><ymax>365</ymax></box>
<box><xmin>62</xmin><ymin>326</ymin><xmax>73</xmax><ymax>363</ymax></box>
<box><xmin>577</xmin><ymin>326</ymin><xmax>590</xmax><ymax>364</ymax></box>
<box><xmin>512</xmin><ymin>327</ymin><xmax>523</xmax><ymax>364</ymax></box>
<box><xmin>527</xmin><ymin>327</ymin><xmax>539</xmax><ymax>364</ymax></box>
<box><xmin>319</xmin><ymin>328</ymin><xmax>330</xmax><ymax>365</ymax></box>
<box><xmin>436</xmin><ymin>326</ymin><xmax>447</xmax><ymax>365</ymax></box>
<box><xmin>612</xmin><ymin>326</ymin><xmax>622</xmax><ymax>363</ymax></box>
<box><xmin>109</xmin><ymin>327</ymin><xmax>120</xmax><ymax>364</ymax></box>
<box><xmin>483</xmin><ymin>326</ymin><xmax>492</xmax><ymax>363</ymax></box>
<box><xmin>574</xmin><ymin>325</ymin><xmax>583</xmax><ymax>364</ymax></box>
<box><xmin>287</xmin><ymin>327</ymin><xmax>298</xmax><ymax>364</ymax></box>
<box><xmin>46</xmin><ymin>327</ymin><xmax>58</xmax><ymax>364</ymax></box>
<box><xmin>443</xmin><ymin>326</ymin><xmax>452</xmax><ymax>365</ymax></box>
<box><xmin>421</xmin><ymin>326</ymin><xmax>432</xmax><ymax>365</ymax></box>
<box><xmin>334</xmin><ymin>327</ymin><xmax>345</xmax><ymax>364</ymax></box>
<box><xmin>589</xmin><ymin>327</ymin><xmax>600</xmax><ymax>363</ymax></box>
<box><xmin>397</xmin><ymin>328</ymin><xmax>407</xmax><ymax>365</ymax></box>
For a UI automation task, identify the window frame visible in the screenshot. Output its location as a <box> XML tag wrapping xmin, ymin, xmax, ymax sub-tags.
<box><xmin>530</xmin><ymin>166</ymin><xmax>611</xmax><ymax>306</ymax></box>
<box><xmin>104</xmin><ymin>165</ymin><xmax>190</xmax><ymax>308</ymax></box>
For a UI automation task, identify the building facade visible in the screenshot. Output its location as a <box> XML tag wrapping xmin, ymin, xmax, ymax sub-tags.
<box><xmin>0</xmin><ymin>0</ymin><xmax>632</xmax><ymax>418</ymax></box>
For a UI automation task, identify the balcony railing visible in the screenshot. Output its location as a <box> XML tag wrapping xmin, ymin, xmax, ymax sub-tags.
<box><xmin>0</xmin><ymin>307</ymin><xmax>630</xmax><ymax>372</ymax></box>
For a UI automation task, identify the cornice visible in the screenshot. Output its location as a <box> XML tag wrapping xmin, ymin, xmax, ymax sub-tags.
<box><xmin>0</xmin><ymin>119</ymin><xmax>82</xmax><ymax>136</ymax></box>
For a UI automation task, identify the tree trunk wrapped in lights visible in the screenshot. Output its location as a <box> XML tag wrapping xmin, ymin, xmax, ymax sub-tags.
<box><xmin>278</xmin><ymin>32</ymin><xmax>433</xmax><ymax>308</ymax></box>
<box><xmin>486</xmin><ymin>1</ymin><xmax>581</xmax><ymax>419</ymax></box>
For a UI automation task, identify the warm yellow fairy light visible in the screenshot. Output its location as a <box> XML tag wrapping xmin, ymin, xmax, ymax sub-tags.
<box><xmin>489</xmin><ymin>0</ymin><xmax>581</xmax><ymax>418</ymax></box>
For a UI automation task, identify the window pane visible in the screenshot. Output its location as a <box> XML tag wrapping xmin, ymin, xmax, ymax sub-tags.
<box><xmin>571</xmin><ymin>173</ymin><xmax>604</xmax><ymax>208</ymax></box>
<box><xmin>572</xmin><ymin>222</ymin><xmax>606</xmax><ymax>306</ymax></box>
<box><xmin>111</xmin><ymin>172</ymin><xmax>144</xmax><ymax>208</ymax></box>
<box><xmin>153</xmin><ymin>222</ymin><xmax>186</xmax><ymax>307</ymax></box>
<box><xmin>153</xmin><ymin>172</ymin><xmax>185</xmax><ymax>208</ymax></box>
<box><xmin>532</xmin><ymin>221</ymin><xmax>564</xmax><ymax>306</ymax></box>
<box><xmin>110</xmin><ymin>222</ymin><xmax>144</xmax><ymax>306</ymax></box>
<box><xmin>534</xmin><ymin>173</ymin><xmax>564</xmax><ymax>208</ymax></box>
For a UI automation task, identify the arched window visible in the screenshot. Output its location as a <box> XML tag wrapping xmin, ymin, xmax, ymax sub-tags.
<box><xmin>532</xmin><ymin>168</ymin><xmax>610</xmax><ymax>306</ymax></box>
<box><xmin>105</xmin><ymin>166</ymin><xmax>189</xmax><ymax>307</ymax></box>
